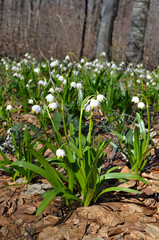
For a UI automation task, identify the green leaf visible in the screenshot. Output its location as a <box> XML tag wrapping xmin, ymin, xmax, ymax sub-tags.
<box><xmin>0</xmin><ymin>149</ymin><xmax>12</xmax><ymax>165</ymax></box>
<box><xmin>95</xmin><ymin>187</ymin><xmax>141</xmax><ymax>203</ymax></box>
<box><xmin>11</xmin><ymin>161</ymin><xmax>63</xmax><ymax>188</ymax></box>
<box><xmin>100</xmin><ymin>172</ymin><xmax>149</xmax><ymax>185</ymax></box>
<box><xmin>111</xmin><ymin>130</ymin><xmax>125</xmax><ymax>141</ymax></box>
<box><xmin>78</xmin><ymin>89</ymin><xmax>84</xmax><ymax>106</ymax></box>
<box><xmin>52</xmin><ymin>111</ymin><xmax>62</xmax><ymax>130</ymax></box>
<box><xmin>136</xmin><ymin>113</ymin><xmax>146</xmax><ymax>142</ymax></box>
<box><xmin>36</xmin><ymin>188</ymin><xmax>62</xmax><ymax>215</ymax></box>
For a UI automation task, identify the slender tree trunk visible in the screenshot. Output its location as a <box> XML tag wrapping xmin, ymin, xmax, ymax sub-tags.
<box><xmin>125</xmin><ymin>0</ymin><xmax>150</xmax><ymax>63</ymax></box>
<box><xmin>95</xmin><ymin>0</ymin><xmax>119</xmax><ymax>60</ymax></box>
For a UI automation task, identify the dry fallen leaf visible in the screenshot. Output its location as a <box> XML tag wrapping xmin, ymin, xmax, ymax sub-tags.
<box><xmin>145</xmin><ymin>224</ymin><xmax>159</xmax><ymax>238</ymax></box>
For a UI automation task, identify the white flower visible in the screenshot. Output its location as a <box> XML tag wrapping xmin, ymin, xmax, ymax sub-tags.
<box><xmin>65</xmin><ymin>55</ymin><xmax>70</xmax><ymax>60</ymax></box>
<box><xmin>63</xmin><ymin>79</ymin><xmax>67</xmax><ymax>84</ymax></box>
<box><xmin>28</xmin><ymin>99</ymin><xmax>34</xmax><ymax>105</ymax></box>
<box><xmin>58</xmin><ymin>76</ymin><xmax>64</xmax><ymax>81</ymax></box>
<box><xmin>45</xmin><ymin>94</ymin><xmax>55</xmax><ymax>103</ymax></box>
<box><xmin>25</xmin><ymin>53</ymin><xmax>29</xmax><ymax>57</ymax></box>
<box><xmin>90</xmin><ymin>99</ymin><xmax>100</xmax><ymax>109</ymax></box>
<box><xmin>56</xmin><ymin>149</ymin><xmax>66</xmax><ymax>158</ymax></box>
<box><xmin>80</xmin><ymin>58</ymin><xmax>85</xmax><ymax>63</ymax></box>
<box><xmin>48</xmin><ymin>102</ymin><xmax>58</xmax><ymax>110</ymax></box>
<box><xmin>131</xmin><ymin>96</ymin><xmax>139</xmax><ymax>104</ymax></box>
<box><xmin>70</xmin><ymin>82</ymin><xmax>77</xmax><ymax>88</ymax></box>
<box><xmin>6</xmin><ymin>105</ymin><xmax>13</xmax><ymax>110</ymax></box>
<box><xmin>97</xmin><ymin>94</ymin><xmax>105</xmax><ymax>102</ymax></box>
<box><xmin>32</xmin><ymin>105</ymin><xmax>42</xmax><ymax>114</ymax></box>
<box><xmin>38</xmin><ymin>80</ymin><xmax>47</xmax><ymax>86</ymax></box>
<box><xmin>76</xmin><ymin>83</ymin><xmax>82</xmax><ymax>89</ymax></box>
<box><xmin>7</xmin><ymin>128</ymin><xmax>12</xmax><ymax>134</ymax></box>
<box><xmin>136</xmin><ymin>80</ymin><xmax>141</xmax><ymax>84</ymax></box>
<box><xmin>55</xmin><ymin>87</ymin><xmax>62</xmax><ymax>92</ymax></box>
<box><xmin>138</xmin><ymin>102</ymin><xmax>145</xmax><ymax>109</ymax></box>
<box><xmin>84</xmin><ymin>104</ymin><xmax>91</xmax><ymax>112</ymax></box>
<box><xmin>101</xmin><ymin>51</ymin><xmax>106</xmax><ymax>57</ymax></box>
<box><xmin>49</xmin><ymin>87</ymin><xmax>54</xmax><ymax>93</ymax></box>
<box><xmin>50</xmin><ymin>60</ymin><xmax>59</xmax><ymax>67</ymax></box>
<box><xmin>68</xmin><ymin>62</ymin><xmax>72</xmax><ymax>67</ymax></box>
<box><xmin>73</xmin><ymin>70</ymin><xmax>79</xmax><ymax>75</ymax></box>
<box><xmin>34</xmin><ymin>68</ymin><xmax>40</xmax><ymax>74</ymax></box>
<box><xmin>41</xmin><ymin>63</ymin><xmax>46</xmax><ymax>68</ymax></box>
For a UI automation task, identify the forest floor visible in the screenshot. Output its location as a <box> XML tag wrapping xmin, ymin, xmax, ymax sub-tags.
<box><xmin>0</xmin><ymin>113</ymin><xmax>159</xmax><ymax>240</ymax></box>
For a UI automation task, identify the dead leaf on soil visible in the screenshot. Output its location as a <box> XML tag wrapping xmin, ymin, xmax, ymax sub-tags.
<box><xmin>76</xmin><ymin>205</ymin><xmax>124</xmax><ymax>227</ymax></box>
<box><xmin>145</xmin><ymin>224</ymin><xmax>159</xmax><ymax>239</ymax></box>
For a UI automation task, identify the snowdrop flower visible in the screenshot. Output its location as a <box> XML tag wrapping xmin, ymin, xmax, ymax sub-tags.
<box><xmin>76</xmin><ymin>83</ymin><xmax>83</xmax><ymax>89</ymax></box>
<box><xmin>28</xmin><ymin>99</ymin><xmax>34</xmax><ymax>105</ymax></box>
<box><xmin>5</xmin><ymin>64</ymin><xmax>9</xmax><ymax>70</ymax></box>
<box><xmin>70</xmin><ymin>82</ymin><xmax>77</xmax><ymax>88</ymax></box>
<box><xmin>138</xmin><ymin>102</ymin><xmax>145</xmax><ymax>109</ymax></box>
<box><xmin>41</xmin><ymin>63</ymin><xmax>46</xmax><ymax>68</ymax></box>
<box><xmin>136</xmin><ymin>80</ymin><xmax>141</xmax><ymax>84</ymax></box>
<box><xmin>25</xmin><ymin>53</ymin><xmax>29</xmax><ymax>58</ymax></box>
<box><xmin>101</xmin><ymin>51</ymin><xmax>106</xmax><ymax>57</ymax></box>
<box><xmin>99</xmin><ymin>64</ymin><xmax>104</xmax><ymax>70</ymax></box>
<box><xmin>84</xmin><ymin>104</ymin><xmax>91</xmax><ymax>113</ymax></box>
<box><xmin>97</xmin><ymin>94</ymin><xmax>105</xmax><ymax>102</ymax></box>
<box><xmin>63</xmin><ymin>67</ymin><xmax>67</xmax><ymax>71</ymax></box>
<box><xmin>56</xmin><ymin>149</ymin><xmax>66</xmax><ymax>158</ymax></box>
<box><xmin>90</xmin><ymin>99</ymin><xmax>100</xmax><ymax>109</ymax></box>
<box><xmin>11</xmin><ymin>66</ymin><xmax>19</xmax><ymax>71</ymax></box>
<box><xmin>45</xmin><ymin>94</ymin><xmax>55</xmax><ymax>103</ymax></box>
<box><xmin>63</xmin><ymin>79</ymin><xmax>67</xmax><ymax>84</ymax></box>
<box><xmin>73</xmin><ymin>70</ymin><xmax>79</xmax><ymax>75</ymax></box>
<box><xmin>26</xmin><ymin>84</ymin><xmax>29</xmax><ymax>88</ymax></box>
<box><xmin>131</xmin><ymin>96</ymin><xmax>139</xmax><ymax>104</ymax></box>
<box><xmin>58</xmin><ymin>76</ymin><xmax>64</xmax><ymax>81</ymax></box>
<box><xmin>65</xmin><ymin>55</ymin><xmax>70</xmax><ymax>60</ymax></box>
<box><xmin>49</xmin><ymin>87</ymin><xmax>54</xmax><ymax>93</ymax></box>
<box><xmin>6</xmin><ymin>105</ymin><xmax>13</xmax><ymax>111</ymax></box>
<box><xmin>50</xmin><ymin>60</ymin><xmax>59</xmax><ymax>68</ymax></box>
<box><xmin>34</xmin><ymin>67</ymin><xmax>40</xmax><ymax>74</ymax></box>
<box><xmin>81</xmin><ymin>58</ymin><xmax>85</xmax><ymax>64</ymax></box>
<box><xmin>56</xmin><ymin>74</ymin><xmax>60</xmax><ymax>79</ymax></box>
<box><xmin>55</xmin><ymin>87</ymin><xmax>62</xmax><ymax>92</ymax></box>
<box><xmin>32</xmin><ymin>105</ymin><xmax>42</xmax><ymax>114</ymax></box>
<box><xmin>38</xmin><ymin>80</ymin><xmax>47</xmax><ymax>86</ymax></box>
<box><xmin>68</xmin><ymin>63</ymin><xmax>73</xmax><ymax>68</ymax></box>
<box><xmin>7</xmin><ymin>128</ymin><xmax>12</xmax><ymax>134</ymax></box>
<box><xmin>48</xmin><ymin>102</ymin><xmax>58</xmax><ymax>110</ymax></box>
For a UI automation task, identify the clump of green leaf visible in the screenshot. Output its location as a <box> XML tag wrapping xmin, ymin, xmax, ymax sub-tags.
<box><xmin>11</xmin><ymin>97</ymin><xmax>148</xmax><ymax>215</ymax></box>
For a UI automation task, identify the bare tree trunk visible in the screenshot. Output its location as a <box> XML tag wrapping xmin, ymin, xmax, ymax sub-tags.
<box><xmin>95</xmin><ymin>0</ymin><xmax>119</xmax><ymax>60</ymax></box>
<box><xmin>125</xmin><ymin>0</ymin><xmax>150</xmax><ymax>63</ymax></box>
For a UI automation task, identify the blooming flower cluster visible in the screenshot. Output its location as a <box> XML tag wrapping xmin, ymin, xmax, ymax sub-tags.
<box><xmin>32</xmin><ymin>105</ymin><xmax>42</xmax><ymax>114</ymax></box>
<box><xmin>70</xmin><ymin>82</ymin><xmax>83</xmax><ymax>89</ymax></box>
<box><xmin>131</xmin><ymin>96</ymin><xmax>145</xmax><ymax>109</ymax></box>
<box><xmin>84</xmin><ymin>94</ymin><xmax>105</xmax><ymax>112</ymax></box>
<box><xmin>45</xmin><ymin>94</ymin><xmax>55</xmax><ymax>103</ymax></box>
